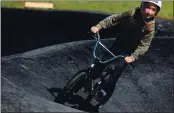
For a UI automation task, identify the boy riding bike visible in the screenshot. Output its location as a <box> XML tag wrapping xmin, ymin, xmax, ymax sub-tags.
<box><xmin>52</xmin><ymin>1</ymin><xmax>162</xmax><ymax>111</ymax></box>
<box><xmin>90</xmin><ymin>1</ymin><xmax>162</xmax><ymax>76</ymax></box>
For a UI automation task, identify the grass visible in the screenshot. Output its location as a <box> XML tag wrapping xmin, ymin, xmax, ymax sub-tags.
<box><xmin>1</xmin><ymin>1</ymin><xmax>173</xmax><ymax>19</ymax></box>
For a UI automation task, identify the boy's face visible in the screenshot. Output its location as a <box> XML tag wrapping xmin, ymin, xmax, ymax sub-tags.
<box><xmin>142</xmin><ymin>2</ymin><xmax>158</xmax><ymax>19</ymax></box>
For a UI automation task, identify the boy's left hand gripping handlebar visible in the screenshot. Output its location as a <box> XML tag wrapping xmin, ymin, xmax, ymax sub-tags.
<box><xmin>87</xmin><ymin>31</ymin><xmax>100</xmax><ymax>40</ymax></box>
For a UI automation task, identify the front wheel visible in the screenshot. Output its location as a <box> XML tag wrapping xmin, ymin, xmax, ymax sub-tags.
<box><xmin>64</xmin><ymin>69</ymin><xmax>88</xmax><ymax>93</ymax></box>
<box><xmin>54</xmin><ymin>69</ymin><xmax>88</xmax><ymax>104</ymax></box>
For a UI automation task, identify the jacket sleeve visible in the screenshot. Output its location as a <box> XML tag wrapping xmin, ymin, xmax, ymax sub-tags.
<box><xmin>131</xmin><ymin>27</ymin><xmax>155</xmax><ymax>60</ymax></box>
<box><xmin>95</xmin><ymin>9</ymin><xmax>133</xmax><ymax>30</ymax></box>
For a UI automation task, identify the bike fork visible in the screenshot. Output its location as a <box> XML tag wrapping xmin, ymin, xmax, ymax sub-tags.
<box><xmin>84</xmin><ymin>78</ymin><xmax>94</xmax><ymax>94</ymax></box>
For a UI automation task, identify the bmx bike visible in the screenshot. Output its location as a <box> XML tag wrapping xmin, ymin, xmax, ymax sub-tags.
<box><xmin>54</xmin><ymin>32</ymin><xmax>134</xmax><ymax>111</ymax></box>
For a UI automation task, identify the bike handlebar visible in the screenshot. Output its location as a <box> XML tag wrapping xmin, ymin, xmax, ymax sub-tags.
<box><xmin>91</xmin><ymin>32</ymin><xmax>125</xmax><ymax>63</ymax></box>
<box><xmin>91</xmin><ymin>32</ymin><xmax>135</xmax><ymax>68</ymax></box>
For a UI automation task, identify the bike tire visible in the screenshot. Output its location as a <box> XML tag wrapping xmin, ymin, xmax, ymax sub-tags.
<box><xmin>64</xmin><ymin>69</ymin><xmax>88</xmax><ymax>93</ymax></box>
<box><xmin>54</xmin><ymin>69</ymin><xmax>88</xmax><ymax>104</ymax></box>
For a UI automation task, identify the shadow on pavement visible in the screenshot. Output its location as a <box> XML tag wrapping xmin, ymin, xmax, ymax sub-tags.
<box><xmin>46</xmin><ymin>87</ymin><xmax>99</xmax><ymax>112</ymax></box>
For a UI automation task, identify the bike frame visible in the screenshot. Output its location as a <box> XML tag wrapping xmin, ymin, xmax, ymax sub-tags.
<box><xmin>84</xmin><ymin>32</ymin><xmax>126</xmax><ymax>92</ymax></box>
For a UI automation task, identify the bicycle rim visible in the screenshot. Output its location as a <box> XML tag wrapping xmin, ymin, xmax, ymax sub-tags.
<box><xmin>64</xmin><ymin>70</ymin><xmax>87</xmax><ymax>93</ymax></box>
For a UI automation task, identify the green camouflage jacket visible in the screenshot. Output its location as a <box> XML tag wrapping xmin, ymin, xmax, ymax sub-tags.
<box><xmin>96</xmin><ymin>7</ymin><xmax>155</xmax><ymax>60</ymax></box>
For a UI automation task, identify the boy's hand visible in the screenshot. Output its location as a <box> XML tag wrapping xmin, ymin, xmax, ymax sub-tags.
<box><xmin>91</xmin><ymin>26</ymin><xmax>100</xmax><ymax>33</ymax></box>
<box><xmin>125</xmin><ymin>56</ymin><xmax>135</xmax><ymax>63</ymax></box>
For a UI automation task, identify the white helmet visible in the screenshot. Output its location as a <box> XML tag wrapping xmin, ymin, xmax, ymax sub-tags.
<box><xmin>141</xmin><ymin>1</ymin><xmax>162</xmax><ymax>13</ymax></box>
